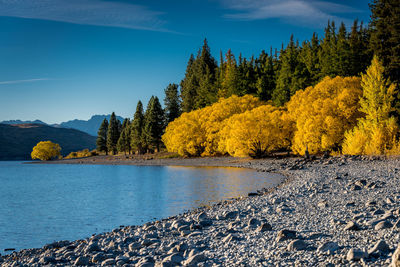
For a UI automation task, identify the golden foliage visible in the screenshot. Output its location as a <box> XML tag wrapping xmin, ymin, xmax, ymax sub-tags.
<box><xmin>218</xmin><ymin>105</ymin><xmax>294</xmax><ymax>157</ymax></box>
<box><xmin>31</xmin><ymin>141</ymin><xmax>62</xmax><ymax>161</ymax></box>
<box><xmin>342</xmin><ymin>56</ymin><xmax>399</xmax><ymax>155</ymax></box>
<box><xmin>65</xmin><ymin>149</ymin><xmax>97</xmax><ymax>159</ymax></box>
<box><xmin>162</xmin><ymin>95</ymin><xmax>263</xmax><ymax>156</ymax></box>
<box><xmin>287</xmin><ymin>76</ymin><xmax>363</xmax><ymax>155</ymax></box>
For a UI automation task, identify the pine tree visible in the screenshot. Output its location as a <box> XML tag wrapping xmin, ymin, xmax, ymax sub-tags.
<box><xmin>336</xmin><ymin>22</ymin><xmax>352</xmax><ymax>76</ymax></box>
<box><xmin>255</xmin><ymin>50</ymin><xmax>276</xmax><ymax>101</ymax></box>
<box><xmin>96</xmin><ymin>118</ymin><xmax>108</xmax><ymax>155</ymax></box>
<box><xmin>130</xmin><ymin>101</ymin><xmax>145</xmax><ymax>154</ymax></box>
<box><xmin>107</xmin><ymin>112</ymin><xmax>120</xmax><ymax>155</ymax></box>
<box><xmin>164</xmin><ymin>83</ymin><xmax>181</xmax><ymax>124</ymax></box>
<box><xmin>300</xmin><ymin>33</ymin><xmax>321</xmax><ymax>85</ymax></box>
<box><xmin>221</xmin><ymin>49</ymin><xmax>240</xmax><ymax>97</ymax></box>
<box><xmin>117</xmin><ymin>118</ymin><xmax>131</xmax><ymax>155</ymax></box>
<box><xmin>349</xmin><ymin>20</ymin><xmax>371</xmax><ymax>76</ymax></box>
<box><xmin>369</xmin><ymin>0</ymin><xmax>400</xmax><ymax>85</ymax></box>
<box><xmin>142</xmin><ymin>96</ymin><xmax>165</xmax><ymax>152</ymax></box>
<box><xmin>319</xmin><ymin>21</ymin><xmax>338</xmax><ymax>78</ymax></box>
<box><xmin>180</xmin><ymin>54</ymin><xmax>197</xmax><ymax>113</ymax></box>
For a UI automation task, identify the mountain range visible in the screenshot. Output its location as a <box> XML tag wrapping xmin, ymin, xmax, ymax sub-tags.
<box><xmin>0</xmin><ymin>124</ymin><xmax>97</xmax><ymax>160</ymax></box>
<box><xmin>1</xmin><ymin>114</ymin><xmax>124</xmax><ymax>137</ymax></box>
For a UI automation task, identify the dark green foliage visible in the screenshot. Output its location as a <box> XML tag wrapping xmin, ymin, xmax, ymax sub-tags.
<box><xmin>130</xmin><ymin>101</ymin><xmax>145</xmax><ymax>154</ymax></box>
<box><xmin>96</xmin><ymin>118</ymin><xmax>108</xmax><ymax>155</ymax></box>
<box><xmin>107</xmin><ymin>112</ymin><xmax>120</xmax><ymax>155</ymax></box>
<box><xmin>164</xmin><ymin>83</ymin><xmax>181</xmax><ymax>123</ymax></box>
<box><xmin>369</xmin><ymin>0</ymin><xmax>400</xmax><ymax>85</ymax></box>
<box><xmin>255</xmin><ymin>50</ymin><xmax>276</xmax><ymax>101</ymax></box>
<box><xmin>117</xmin><ymin>118</ymin><xmax>131</xmax><ymax>154</ymax></box>
<box><xmin>142</xmin><ymin>96</ymin><xmax>165</xmax><ymax>152</ymax></box>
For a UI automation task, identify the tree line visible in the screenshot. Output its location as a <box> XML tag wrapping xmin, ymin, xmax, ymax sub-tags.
<box><xmin>95</xmin><ymin>84</ymin><xmax>181</xmax><ymax>155</ymax></box>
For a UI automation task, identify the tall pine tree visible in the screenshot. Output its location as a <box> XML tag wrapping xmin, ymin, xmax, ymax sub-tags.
<box><xmin>164</xmin><ymin>83</ymin><xmax>181</xmax><ymax>124</ymax></box>
<box><xmin>131</xmin><ymin>101</ymin><xmax>145</xmax><ymax>154</ymax></box>
<box><xmin>117</xmin><ymin>118</ymin><xmax>131</xmax><ymax>155</ymax></box>
<box><xmin>107</xmin><ymin>112</ymin><xmax>120</xmax><ymax>155</ymax></box>
<box><xmin>142</xmin><ymin>96</ymin><xmax>165</xmax><ymax>152</ymax></box>
<box><xmin>96</xmin><ymin>118</ymin><xmax>108</xmax><ymax>155</ymax></box>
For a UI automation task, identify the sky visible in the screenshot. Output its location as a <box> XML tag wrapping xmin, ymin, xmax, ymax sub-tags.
<box><xmin>0</xmin><ymin>0</ymin><xmax>371</xmax><ymax>124</ymax></box>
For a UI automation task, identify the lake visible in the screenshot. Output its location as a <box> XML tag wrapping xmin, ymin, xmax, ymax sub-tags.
<box><xmin>0</xmin><ymin>161</ymin><xmax>281</xmax><ymax>253</ymax></box>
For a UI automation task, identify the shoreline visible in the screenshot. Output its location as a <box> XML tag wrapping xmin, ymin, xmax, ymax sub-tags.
<box><xmin>3</xmin><ymin>155</ymin><xmax>400</xmax><ymax>266</ymax></box>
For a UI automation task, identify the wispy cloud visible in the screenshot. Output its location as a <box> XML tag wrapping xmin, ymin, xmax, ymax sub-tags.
<box><xmin>0</xmin><ymin>0</ymin><xmax>168</xmax><ymax>32</ymax></box>
<box><xmin>0</xmin><ymin>78</ymin><xmax>50</xmax><ymax>85</ymax></box>
<box><xmin>220</xmin><ymin>0</ymin><xmax>362</xmax><ymax>27</ymax></box>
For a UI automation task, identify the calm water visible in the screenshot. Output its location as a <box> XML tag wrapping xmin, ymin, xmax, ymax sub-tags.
<box><xmin>0</xmin><ymin>161</ymin><xmax>281</xmax><ymax>253</ymax></box>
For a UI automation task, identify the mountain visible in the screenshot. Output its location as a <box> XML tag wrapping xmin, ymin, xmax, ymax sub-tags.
<box><xmin>58</xmin><ymin>114</ymin><xmax>124</xmax><ymax>136</ymax></box>
<box><xmin>0</xmin><ymin>123</ymin><xmax>96</xmax><ymax>160</ymax></box>
<box><xmin>1</xmin><ymin>119</ymin><xmax>47</xmax><ymax>125</ymax></box>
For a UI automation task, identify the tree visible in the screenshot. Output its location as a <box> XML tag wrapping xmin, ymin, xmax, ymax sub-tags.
<box><xmin>117</xmin><ymin>118</ymin><xmax>131</xmax><ymax>155</ymax></box>
<box><xmin>107</xmin><ymin>112</ymin><xmax>120</xmax><ymax>155</ymax></box>
<box><xmin>164</xmin><ymin>83</ymin><xmax>181</xmax><ymax>124</ymax></box>
<box><xmin>369</xmin><ymin>0</ymin><xmax>400</xmax><ymax>85</ymax></box>
<box><xmin>142</xmin><ymin>96</ymin><xmax>165</xmax><ymax>152</ymax></box>
<box><xmin>96</xmin><ymin>118</ymin><xmax>108</xmax><ymax>155</ymax></box>
<box><xmin>31</xmin><ymin>141</ymin><xmax>61</xmax><ymax>161</ymax></box>
<box><xmin>255</xmin><ymin>50</ymin><xmax>276</xmax><ymax>101</ymax></box>
<box><xmin>342</xmin><ymin>56</ymin><xmax>398</xmax><ymax>155</ymax></box>
<box><xmin>220</xmin><ymin>49</ymin><xmax>240</xmax><ymax>97</ymax></box>
<box><xmin>180</xmin><ymin>54</ymin><xmax>197</xmax><ymax>112</ymax></box>
<box><xmin>130</xmin><ymin>101</ymin><xmax>145</xmax><ymax>154</ymax></box>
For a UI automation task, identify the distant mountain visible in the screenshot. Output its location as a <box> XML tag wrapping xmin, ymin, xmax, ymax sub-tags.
<box><xmin>58</xmin><ymin>114</ymin><xmax>124</xmax><ymax>136</ymax></box>
<box><xmin>0</xmin><ymin>123</ymin><xmax>96</xmax><ymax>160</ymax></box>
<box><xmin>1</xmin><ymin>119</ymin><xmax>47</xmax><ymax>125</ymax></box>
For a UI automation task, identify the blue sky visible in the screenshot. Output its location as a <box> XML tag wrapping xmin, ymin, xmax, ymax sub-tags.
<box><xmin>0</xmin><ymin>0</ymin><xmax>370</xmax><ymax>124</ymax></box>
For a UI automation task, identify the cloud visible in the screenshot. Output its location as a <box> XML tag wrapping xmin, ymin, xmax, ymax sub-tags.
<box><xmin>0</xmin><ymin>78</ymin><xmax>50</xmax><ymax>85</ymax></box>
<box><xmin>220</xmin><ymin>0</ymin><xmax>362</xmax><ymax>27</ymax></box>
<box><xmin>0</xmin><ymin>0</ymin><xmax>168</xmax><ymax>32</ymax></box>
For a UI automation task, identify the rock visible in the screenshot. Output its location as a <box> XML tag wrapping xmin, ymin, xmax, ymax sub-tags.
<box><xmin>317</xmin><ymin>241</ymin><xmax>339</xmax><ymax>253</ymax></box>
<box><xmin>257</xmin><ymin>222</ymin><xmax>273</xmax><ymax>232</ymax></box>
<box><xmin>344</xmin><ymin>221</ymin><xmax>360</xmax><ymax>231</ymax></box>
<box><xmin>101</xmin><ymin>259</ymin><xmax>116</xmax><ymax>266</ymax></box>
<box><xmin>92</xmin><ymin>253</ymin><xmax>106</xmax><ymax>263</ymax></box>
<box><xmin>248</xmin><ymin>192</ymin><xmax>259</xmax><ymax>196</ymax></box>
<box><xmin>373</xmin><ymin>209</ymin><xmax>385</xmax><ymax>215</ymax></box>
<box><xmin>346</xmin><ymin>248</ymin><xmax>368</xmax><ymax>261</ymax></box>
<box><xmin>39</xmin><ymin>256</ymin><xmax>56</xmax><ymax>264</ymax></box>
<box><xmin>84</xmin><ymin>242</ymin><xmax>100</xmax><ymax>253</ymax></box>
<box><xmin>375</xmin><ymin>220</ymin><xmax>393</xmax><ymax>230</ymax></box>
<box><xmin>287</xmin><ymin>239</ymin><xmax>307</xmax><ymax>251</ymax></box>
<box><xmin>196</xmin><ymin>212</ymin><xmax>208</xmax><ymax>221</ymax></box>
<box><xmin>247</xmin><ymin>218</ymin><xmax>261</xmax><ymax>228</ymax></box>
<box><xmin>350</xmin><ymin>184</ymin><xmax>362</xmax><ymax>191</ymax></box>
<box><xmin>129</xmin><ymin>242</ymin><xmax>141</xmax><ymax>251</ymax></box>
<box><xmin>164</xmin><ymin>253</ymin><xmax>183</xmax><ymax>264</ymax></box>
<box><xmin>393</xmin><ymin>219</ymin><xmax>400</xmax><ymax>229</ymax></box>
<box><xmin>276</xmin><ymin>230</ymin><xmax>296</xmax><ymax>242</ymax></box>
<box><xmin>368</xmin><ymin>240</ymin><xmax>390</xmax><ymax>255</ymax></box>
<box><xmin>74</xmin><ymin>256</ymin><xmax>90</xmax><ymax>266</ymax></box>
<box><xmin>386</xmin><ymin>197</ymin><xmax>395</xmax><ymax>204</ymax></box>
<box><xmin>183</xmin><ymin>253</ymin><xmax>206</xmax><ymax>266</ymax></box>
<box><xmin>222</xmin><ymin>233</ymin><xmax>238</xmax><ymax>243</ymax></box>
<box><xmin>392</xmin><ymin>243</ymin><xmax>400</xmax><ymax>267</ymax></box>
<box><xmin>317</xmin><ymin>201</ymin><xmax>328</xmax><ymax>208</ymax></box>
<box><xmin>223</xmin><ymin>211</ymin><xmax>239</xmax><ymax>220</ymax></box>
<box><xmin>144</xmin><ymin>225</ymin><xmax>157</xmax><ymax>231</ymax></box>
<box><xmin>365</xmin><ymin>200</ymin><xmax>377</xmax><ymax>207</ymax></box>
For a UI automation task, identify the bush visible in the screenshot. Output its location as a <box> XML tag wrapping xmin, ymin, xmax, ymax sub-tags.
<box><xmin>31</xmin><ymin>141</ymin><xmax>62</xmax><ymax>161</ymax></box>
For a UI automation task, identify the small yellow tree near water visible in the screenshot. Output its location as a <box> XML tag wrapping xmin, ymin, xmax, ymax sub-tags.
<box><xmin>31</xmin><ymin>141</ymin><xmax>62</xmax><ymax>161</ymax></box>
<box><xmin>342</xmin><ymin>56</ymin><xmax>398</xmax><ymax>155</ymax></box>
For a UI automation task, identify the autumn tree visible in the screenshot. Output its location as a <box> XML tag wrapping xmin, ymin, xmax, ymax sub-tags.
<box><xmin>96</xmin><ymin>118</ymin><xmax>108</xmax><ymax>155</ymax></box>
<box><xmin>31</xmin><ymin>141</ymin><xmax>62</xmax><ymax>161</ymax></box>
<box><xmin>287</xmin><ymin>76</ymin><xmax>363</xmax><ymax>155</ymax></box>
<box><xmin>107</xmin><ymin>112</ymin><xmax>120</xmax><ymax>155</ymax></box>
<box><xmin>342</xmin><ymin>56</ymin><xmax>398</xmax><ymax>155</ymax></box>
<box><xmin>142</xmin><ymin>96</ymin><xmax>165</xmax><ymax>152</ymax></box>
<box><xmin>130</xmin><ymin>101</ymin><xmax>145</xmax><ymax>154</ymax></box>
<box><xmin>164</xmin><ymin>83</ymin><xmax>181</xmax><ymax>123</ymax></box>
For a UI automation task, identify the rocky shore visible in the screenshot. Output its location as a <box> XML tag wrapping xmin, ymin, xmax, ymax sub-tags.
<box><xmin>4</xmin><ymin>156</ymin><xmax>400</xmax><ymax>266</ymax></box>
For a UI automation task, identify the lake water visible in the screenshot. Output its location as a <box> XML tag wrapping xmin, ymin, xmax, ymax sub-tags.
<box><xmin>0</xmin><ymin>161</ymin><xmax>281</xmax><ymax>253</ymax></box>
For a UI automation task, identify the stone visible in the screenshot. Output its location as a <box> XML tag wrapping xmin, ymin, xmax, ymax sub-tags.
<box><xmin>318</xmin><ymin>201</ymin><xmax>328</xmax><ymax>208</ymax></box>
<box><xmin>39</xmin><ymin>256</ymin><xmax>56</xmax><ymax>264</ymax></box>
<box><xmin>183</xmin><ymin>253</ymin><xmax>206</xmax><ymax>266</ymax></box>
<box><xmin>375</xmin><ymin>220</ymin><xmax>393</xmax><ymax>230</ymax></box>
<box><xmin>74</xmin><ymin>256</ymin><xmax>89</xmax><ymax>266</ymax></box>
<box><xmin>276</xmin><ymin>230</ymin><xmax>296</xmax><ymax>242</ymax></box>
<box><xmin>287</xmin><ymin>239</ymin><xmax>307</xmax><ymax>251</ymax></box>
<box><xmin>223</xmin><ymin>211</ymin><xmax>239</xmax><ymax>220</ymax></box>
<box><xmin>164</xmin><ymin>253</ymin><xmax>183</xmax><ymax>264</ymax></box>
<box><xmin>346</xmin><ymin>248</ymin><xmax>368</xmax><ymax>261</ymax></box>
<box><xmin>317</xmin><ymin>241</ymin><xmax>339</xmax><ymax>253</ymax></box>
<box><xmin>92</xmin><ymin>253</ymin><xmax>106</xmax><ymax>263</ymax></box>
<box><xmin>129</xmin><ymin>242</ymin><xmax>141</xmax><ymax>251</ymax></box>
<box><xmin>101</xmin><ymin>259</ymin><xmax>116</xmax><ymax>266</ymax></box>
<box><xmin>392</xmin><ymin>243</ymin><xmax>400</xmax><ymax>267</ymax></box>
<box><xmin>222</xmin><ymin>233</ymin><xmax>238</xmax><ymax>243</ymax></box>
<box><xmin>247</xmin><ymin>218</ymin><xmax>261</xmax><ymax>228</ymax></box>
<box><xmin>196</xmin><ymin>212</ymin><xmax>208</xmax><ymax>221</ymax></box>
<box><xmin>257</xmin><ymin>222</ymin><xmax>273</xmax><ymax>232</ymax></box>
<box><xmin>84</xmin><ymin>242</ymin><xmax>100</xmax><ymax>253</ymax></box>
<box><xmin>393</xmin><ymin>219</ymin><xmax>400</xmax><ymax>229</ymax></box>
<box><xmin>368</xmin><ymin>240</ymin><xmax>390</xmax><ymax>255</ymax></box>
<box><xmin>344</xmin><ymin>221</ymin><xmax>360</xmax><ymax>231</ymax></box>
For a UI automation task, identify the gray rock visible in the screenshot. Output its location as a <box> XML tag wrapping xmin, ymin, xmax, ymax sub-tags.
<box><xmin>317</xmin><ymin>241</ymin><xmax>339</xmax><ymax>253</ymax></box>
<box><xmin>392</xmin><ymin>243</ymin><xmax>400</xmax><ymax>267</ymax></box>
<box><xmin>375</xmin><ymin>220</ymin><xmax>393</xmax><ymax>230</ymax></box>
<box><xmin>223</xmin><ymin>210</ymin><xmax>239</xmax><ymax>220</ymax></box>
<box><xmin>196</xmin><ymin>212</ymin><xmax>208</xmax><ymax>221</ymax></box>
<box><xmin>368</xmin><ymin>240</ymin><xmax>390</xmax><ymax>255</ymax></box>
<box><xmin>183</xmin><ymin>253</ymin><xmax>206</xmax><ymax>266</ymax></box>
<box><xmin>74</xmin><ymin>256</ymin><xmax>89</xmax><ymax>266</ymax></box>
<box><xmin>92</xmin><ymin>253</ymin><xmax>106</xmax><ymax>263</ymax></box>
<box><xmin>222</xmin><ymin>233</ymin><xmax>238</xmax><ymax>243</ymax></box>
<box><xmin>346</xmin><ymin>248</ymin><xmax>368</xmax><ymax>261</ymax></box>
<box><xmin>129</xmin><ymin>242</ymin><xmax>141</xmax><ymax>251</ymax></box>
<box><xmin>257</xmin><ymin>222</ymin><xmax>273</xmax><ymax>232</ymax></box>
<box><xmin>276</xmin><ymin>230</ymin><xmax>296</xmax><ymax>242</ymax></box>
<box><xmin>287</xmin><ymin>239</ymin><xmax>307</xmax><ymax>251</ymax></box>
<box><xmin>39</xmin><ymin>256</ymin><xmax>56</xmax><ymax>264</ymax></box>
<box><xmin>101</xmin><ymin>258</ymin><xmax>116</xmax><ymax>266</ymax></box>
<box><xmin>344</xmin><ymin>221</ymin><xmax>360</xmax><ymax>231</ymax></box>
<box><xmin>164</xmin><ymin>253</ymin><xmax>183</xmax><ymax>264</ymax></box>
<box><xmin>247</xmin><ymin>218</ymin><xmax>261</xmax><ymax>228</ymax></box>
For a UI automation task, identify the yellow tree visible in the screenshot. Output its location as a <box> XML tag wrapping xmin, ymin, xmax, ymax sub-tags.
<box><xmin>342</xmin><ymin>56</ymin><xmax>398</xmax><ymax>155</ymax></box>
<box><xmin>287</xmin><ymin>76</ymin><xmax>363</xmax><ymax>155</ymax></box>
<box><xmin>31</xmin><ymin>141</ymin><xmax>62</xmax><ymax>161</ymax></box>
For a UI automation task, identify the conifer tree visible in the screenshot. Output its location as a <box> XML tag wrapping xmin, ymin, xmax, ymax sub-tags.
<box><xmin>180</xmin><ymin>54</ymin><xmax>197</xmax><ymax>113</ymax></box>
<box><xmin>142</xmin><ymin>96</ymin><xmax>165</xmax><ymax>152</ymax></box>
<box><xmin>349</xmin><ymin>20</ymin><xmax>371</xmax><ymax>76</ymax></box>
<box><xmin>117</xmin><ymin>118</ymin><xmax>131</xmax><ymax>155</ymax></box>
<box><xmin>96</xmin><ymin>118</ymin><xmax>108</xmax><ymax>155</ymax></box>
<box><xmin>164</xmin><ymin>83</ymin><xmax>181</xmax><ymax>124</ymax></box>
<box><xmin>299</xmin><ymin>33</ymin><xmax>321</xmax><ymax>85</ymax></box>
<box><xmin>221</xmin><ymin>49</ymin><xmax>240</xmax><ymax>97</ymax></box>
<box><xmin>336</xmin><ymin>22</ymin><xmax>352</xmax><ymax>76</ymax></box>
<box><xmin>107</xmin><ymin>112</ymin><xmax>120</xmax><ymax>155</ymax></box>
<box><xmin>255</xmin><ymin>50</ymin><xmax>276</xmax><ymax>101</ymax></box>
<box><xmin>130</xmin><ymin>101</ymin><xmax>145</xmax><ymax>154</ymax></box>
